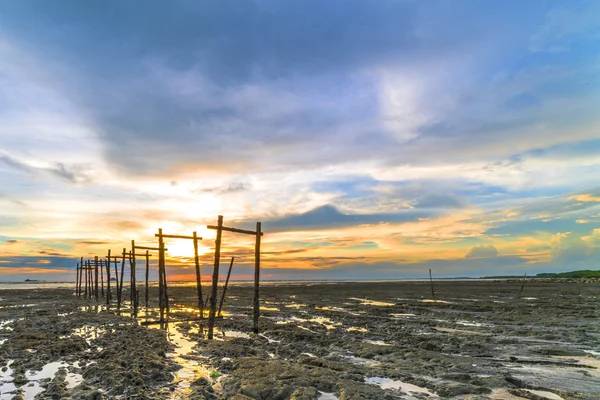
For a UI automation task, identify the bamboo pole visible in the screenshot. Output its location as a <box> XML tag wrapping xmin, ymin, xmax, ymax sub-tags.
<box><xmin>207</xmin><ymin>215</ymin><xmax>223</xmax><ymax>339</ymax></box>
<box><xmin>78</xmin><ymin>257</ymin><xmax>83</xmax><ymax>296</ymax></box>
<box><xmin>75</xmin><ymin>262</ymin><xmax>79</xmax><ymax>296</ymax></box>
<box><xmin>131</xmin><ymin>240</ymin><xmax>137</xmax><ymax>316</ymax></box>
<box><xmin>84</xmin><ymin>260</ymin><xmax>89</xmax><ymax>299</ymax></box>
<box><xmin>253</xmin><ymin>222</ymin><xmax>262</xmax><ymax>334</ymax></box>
<box><xmin>113</xmin><ymin>256</ymin><xmax>120</xmax><ymax>305</ymax></box>
<box><xmin>94</xmin><ymin>256</ymin><xmax>99</xmax><ymax>302</ymax></box>
<box><xmin>429</xmin><ymin>269</ymin><xmax>435</xmax><ymax>300</ymax></box>
<box><xmin>106</xmin><ymin>252</ymin><xmax>112</xmax><ymax>305</ymax></box>
<box><xmin>100</xmin><ymin>259</ymin><xmax>105</xmax><ymax>298</ymax></box>
<box><xmin>145</xmin><ymin>250</ymin><xmax>150</xmax><ymax>309</ymax></box>
<box><xmin>119</xmin><ymin>248</ymin><xmax>126</xmax><ymax>310</ymax></box>
<box><xmin>218</xmin><ymin>257</ymin><xmax>235</xmax><ymax>316</ymax></box>
<box><xmin>193</xmin><ymin>231</ymin><xmax>204</xmax><ymax>318</ymax></box>
<box><xmin>158</xmin><ymin>229</ymin><xmax>165</xmax><ymax>322</ymax></box>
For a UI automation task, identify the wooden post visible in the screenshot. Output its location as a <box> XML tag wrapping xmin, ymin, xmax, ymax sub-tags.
<box><xmin>145</xmin><ymin>250</ymin><xmax>150</xmax><ymax>309</ymax></box>
<box><xmin>131</xmin><ymin>240</ymin><xmax>137</xmax><ymax>316</ymax></box>
<box><xmin>78</xmin><ymin>257</ymin><xmax>84</xmax><ymax>296</ymax></box>
<box><xmin>119</xmin><ymin>248</ymin><xmax>126</xmax><ymax>310</ymax></box>
<box><xmin>218</xmin><ymin>257</ymin><xmax>235</xmax><ymax>316</ymax></box>
<box><xmin>253</xmin><ymin>222</ymin><xmax>261</xmax><ymax>334</ymax></box>
<box><xmin>75</xmin><ymin>262</ymin><xmax>79</xmax><ymax>296</ymax></box>
<box><xmin>518</xmin><ymin>273</ymin><xmax>527</xmax><ymax>299</ymax></box>
<box><xmin>429</xmin><ymin>269</ymin><xmax>435</xmax><ymax>300</ymax></box>
<box><xmin>158</xmin><ymin>229</ymin><xmax>165</xmax><ymax>322</ymax></box>
<box><xmin>100</xmin><ymin>259</ymin><xmax>105</xmax><ymax>298</ymax></box>
<box><xmin>94</xmin><ymin>256</ymin><xmax>99</xmax><ymax>302</ymax></box>
<box><xmin>84</xmin><ymin>260</ymin><xmax>88</xmax><ymax>299</ymax></box>
<box><xmin>207</xmin><ymin>215</ymin><xmax>223</xmax><ymax>339</ymax></box>
<box><xmin>113</xmin><ymin>256</ymin><xmax>120</xmax><ymax>305</ymax></box>
<box><xmin>106</xmin><ymin>251</ymin><xmax>112</xmax><ymax>305</ymax></box>
<box><xmin>193</xmin><ymin>231</ymin><xmax>204</xmax><ymax>318</ymax></box>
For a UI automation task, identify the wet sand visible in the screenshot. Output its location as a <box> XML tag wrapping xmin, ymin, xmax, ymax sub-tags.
<box><xmin>0</xmin><ymin>280</ymin><xmax>599</xmax><ymax>399</ymax></box>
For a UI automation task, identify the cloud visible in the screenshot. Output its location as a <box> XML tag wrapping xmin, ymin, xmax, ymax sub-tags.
<box><xmin>569</xmin><ymin>194</ymin><xmax>600</xmax><ymax>203</ymax></box>
<box><xmin>0</xmin><ymin>153</ymin><xmax>92</xmax><ymax>184</ymax></box>
<box><xmin>194</xmin><ymin>181</ymin><xmax>252</xmax><ymax>194</ymax></box>
<box><xmin>260</xmin><ymin>204</ymin><xmax>428</xmax><ymax>232</ymax></box>
<box><xmin>466</xmin><ymin>245</ymin><xmax>500</xmax><ymax>259</ymax></box>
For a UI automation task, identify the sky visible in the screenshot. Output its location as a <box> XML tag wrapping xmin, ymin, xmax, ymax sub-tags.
<box><xmin>0</xmin><ymin>0</ymin><xmax>599</xmax><ymax>282</ymax></box>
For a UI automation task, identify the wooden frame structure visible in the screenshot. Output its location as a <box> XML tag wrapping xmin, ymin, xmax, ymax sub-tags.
<box><xmin>207</xmin><ymin>216</ymin><xmax>263</xmax><ymax>338</ymax></box>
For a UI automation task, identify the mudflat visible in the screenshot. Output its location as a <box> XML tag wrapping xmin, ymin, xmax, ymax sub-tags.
<box><xmin>0</xmin><ymin>280</ymin><xmax>599</xmax><ymax>399</ymax></box>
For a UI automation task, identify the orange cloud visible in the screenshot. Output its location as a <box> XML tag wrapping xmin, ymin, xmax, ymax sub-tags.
<box><xmin>0</xmin><ymin>267</ymin><xmax>69</xmax><ymax>274</ymax></box>
<box><xmin>569</xmin><ymin>194</ymin><xmax>600</xmax><ymax>203</ymax></box>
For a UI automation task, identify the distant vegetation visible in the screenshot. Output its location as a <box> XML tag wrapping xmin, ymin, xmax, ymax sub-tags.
<box><xmin>535</xmin><ymin>270</ymin><xmax>600</xmax><ymax>278</ymax></box>
<box><xmin>482</xmin><ymin>269</ymin><xmax>600</xmax><ymax>279</ymax></box>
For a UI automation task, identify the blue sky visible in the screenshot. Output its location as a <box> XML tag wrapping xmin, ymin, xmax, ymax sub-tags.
<box><xmin>0</xmin><ymin>1</ymin><xmax>599</xmax><ymax>281</ymax></box>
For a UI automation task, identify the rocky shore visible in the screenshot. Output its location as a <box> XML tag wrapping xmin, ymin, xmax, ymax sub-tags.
<box><xmin>0</xmin><ymin>280</ymin><xmax>599</xmax><ymax>399</ymax></box>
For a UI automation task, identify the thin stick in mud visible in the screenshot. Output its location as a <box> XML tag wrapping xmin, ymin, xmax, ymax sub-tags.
<box><xmin>145</xmin><ymin>250</ymin><xmax>150</xmax><ymax>309</ymax></box>
<box><xmin>94</xmin><ymin>256</ymin><xmax>99</xmax><ymax>302</ymax></box>
<box><xmin>429</xmin><ymin>269</ymin><xmax>435</xmax><ymax>300</ymax></box>
<box><xmin>193</xmin><ymin>231</ymin><xmax>204</xmax><ymax>318</ymax></box>
<box><xmin>106</xmin><ymin>250</ymin><xmax>111</xmax><ymax>305</ymax></box>
<box><xmin>253</xmin><ymin>222</ymin><xmax>261</xmax><ymax>334</ymax></box>
<box><xmin>218</xmin><ymin>256</ymin><xmax>235</xmax><ymax>316</ymax></box>
<box><xmin>519</xmin><ymin>272</ymin><xmax>527</xmax><ymax>298</ymax></box>
<box><xmin>100</xmin><ymin>259</ymin><xmax>105</xmax><ymax>299</ymax></box>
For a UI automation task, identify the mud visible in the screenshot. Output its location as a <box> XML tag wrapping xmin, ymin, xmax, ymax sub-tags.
<box><xmin>0</xmin><ymin>280</ymin><xmax>599</xmax><ymax>399</ymax></box>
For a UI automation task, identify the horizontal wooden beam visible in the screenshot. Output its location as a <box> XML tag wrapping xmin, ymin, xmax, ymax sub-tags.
<box><xmin>134</xmin><ymin>246</ymin><xmax>166</xmax><ymax>251</ymax></box>
<box><xmin>154</xmin><ymin>234</ymin><xmax>202</xmax><ymax>240</ymax></box>
<box><xmin>207</xmin><ymin>225</ymin><xmax>264</xmax><ymax>236</ymax></box>
<box><xmin>132</xmin><ymin>253</ymin><xmax>153</xmax><ymax>257</ymax></box>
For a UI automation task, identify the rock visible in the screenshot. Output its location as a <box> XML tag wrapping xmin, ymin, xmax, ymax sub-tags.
<box><xmin>290</xmin><ymin>387</ymin><xmax>319</xmax><ymax>400</ymax></box>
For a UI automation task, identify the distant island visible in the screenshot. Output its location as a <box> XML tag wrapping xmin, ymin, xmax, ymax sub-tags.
<box><xmin>482</xmin><ymin>269</ymin><xmax>600</xmax><ymax>279</ymax></box>
<box><xmin>24</xmin><ymin>279</ymin><xmax>41</xmax><ymax>282</ymax></box>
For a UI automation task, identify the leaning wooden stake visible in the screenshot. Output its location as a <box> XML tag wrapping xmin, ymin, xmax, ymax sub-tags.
<box><xmin>75</xmin><ymin>262</ymin><xmax>79</xmax><ymax>296</ymax></box>
<box><xmin>119</xmin><ymin>248</ymin><xmax>126</xmax><ymax>310</ymax></box>
<box><xmin>113</xmin><ymin>256</ymin><xmax>120</xmax><ymax>304</ymax></box>
<box><xmin>253</xmin><ymin>222</ymin><xmax>262</xmax><ymax>334</ymax></box>
<box><xmin>218</xmin><ymin>257</ymin><xmax>235</xmax><ymax>316</ymax></box>
<box><xmin>207</xmin><ymin>215</ymin><xmax>223</xmax><ymax>339</ymax></box>
<box><xmin>518</xmin><ymin>273</ymin><xmax>527</xmax><ymax>298</ymax></box>
<box><xmin>429</xmin><ymin>269</ymin><xmax>435</xmax><ymax>300</ymax></box>
<box><xmin>193</xmin><ymin>231</ymin><xmax>204</xmax><ymax>318</ymax></box>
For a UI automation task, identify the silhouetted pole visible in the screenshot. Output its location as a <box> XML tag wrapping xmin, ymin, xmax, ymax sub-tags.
<box><xmin>253</xmin><ymin>222</ymin><xmax>262</xmax><ymax>334</ymax></box>
<box><xmin>88</xmin><ymin>260</ymin><xmax>93</xmax><ymax>299</ymax></box>
<box><xmin>94</xmin><ymin>256</ymin><xmax>99</xmax><ymax>302</ymax></box>
<box><xmin>75</xmin><ymin>262</ymin><xmax>79</xmax><ymax>296</ymax></box>
<box><xmin>113</xmin><ymin>256</ymin><xmax>120</xmax><ymax>304</ymax></box>
<box><xmin>100</xmin><ymin>259</ymin><xmax>105</xmax><ymax>298</ymax></box>
<box><xmin>207</xmin><ymin>215</ymin><xmax>223</xmax><ymax>339</ymax></box>
<box><xmin>218</xmin><ymin>257</ymin><xmax>235</xmax><ymax>316</ymax></box>
<box><xmin>158</xmin><ymin>229</ymin><xmax>165</xmax><ymax>322</ymax></box>
<box><xmin>84</xmin><ymin>260</ymin><xmax>88</xmax><ymax>299</ymax></box>
<box><xmin>193</xmin><ymin>231</ymin><xmax>204</xmax><ymax>318</ymax></box>
<box><xmin>145</xmin><ymin>251</ymin><xmax>150</xmax><ymax>309</ymax></box>
<box><xmin>130</xmin><ymin>240</ymin><xmax>137</xmax><ymax>315</ymax></box>
<box><xmin>429</xmin><ymin>269</ymin><xmax>435</xmax><ymax>300</ymax></box>
<box><xmin>518</xmin><ymin>273</ymin><xmax>527</xmax><ymax>298</ymax></box>
<box><xmin>105</xmin><ymin>251</ymin><xmax>111</xmax><ymax>305</ymax></box>
<box><xmin>78</xmin><ymin>256</ymin><xmax>84</xmax><ymax>296</ymax></box>
<box><xmin>119</xmin><ymin>248</ymin><xmax>126</xmax><ymax>310</ymax></box>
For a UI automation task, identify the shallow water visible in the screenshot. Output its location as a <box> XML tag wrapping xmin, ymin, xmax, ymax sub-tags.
<box><xmin>365</xmin><ymin>376</ymin><xmax>437</xmax><ymax>397</ymax></box>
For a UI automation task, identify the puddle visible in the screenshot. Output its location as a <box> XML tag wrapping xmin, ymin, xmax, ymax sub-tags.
<box><xmin>260</xmin><ymin>306</ymin><xmax>280</xmax><ymax>311</ymax></box>
<box><xmin>289</xmin><ymin>316</ymin><xmax>341</xmax><ymax>330</ymax></box>
<box><xmin>390</xmin><ymin>313</ymin><xmax>416</xmax><ymax>318</ymax></box>
<box><xmin>521</xmin><ymin>297</ymin><xmax>538</xmax><ymax>300</ymax></box>
<box><xmin>455</xmin><ymin>321</ymin><xmax>485</xmax><ymax>327</ymax></box>
<box><xmin>259</xmin><ymin>334</ymin><xmax>280</xmax><ymax>343</ymax></box>
<box><xmin>301</xmin><ymin>352</ymin><xmax>317</xmax><ymax>358</ymax></box>
<box><xmin>316</xmin><ymin>306</ymin><xmax>348</xmax><ymax>312</ymax></box>
<box><xmin>150</xmin><ymin>322</ymin><xmax>221</xmax><ymax>399</ymax></box>
<box><xmin>221</xmin><ymin>330</ymin><xmax>250</xmax><ymax>339</ymax></box>
<box><xmin>285</xmin><ymin>303</ymin><xmax>306</xmax><ymax>309</ymax></box>
<box><xmin>71</xmin><ymin>325</ymin><xmax>109</xmax><ymax>344</ymax></box>
<box><xmin>419</xmin><ymin>299</ymin><xmax>451</xmax><ymax>304</ymax></box>
<box><xmin>348</xmin><ymin>298</ymin><xmax>395</xmax><ymax>307</ymax></box>
<box><xmin>363</xmin><ymin>339</ymin><xmax>391</xmax><ymax>346</ymax></box>
<box><xmin>523</xmin><ymin>389</ymin><xmax>563</xmax><ymax>400</ymax></box>
<box><xmin>337</xmin><ymin>354</ymin><xmax>381</xmax><ymax>367</ymax></box>
<box><xmin>434</xmin><ymin>327</ymin><xmax>490</xmax><ymax>336</ymax></box>
<box><xmin>318</xmin><ymin>392</ymin><xmax>339</xmax><ymax>400</ymax></box>
<box><xmin>365</xmin><ymin>376</ymin><xmax>437</xmax><ymax>397</ymax></box>
<box><xmin>347</xmin><ymin>327</ymin><xmax>367</xmax><ymax>333</ymax></box>
<box><xmin>297</xmin><ymin>326</ymin><xmax>317</xmax><ymax>333</ymax></box>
